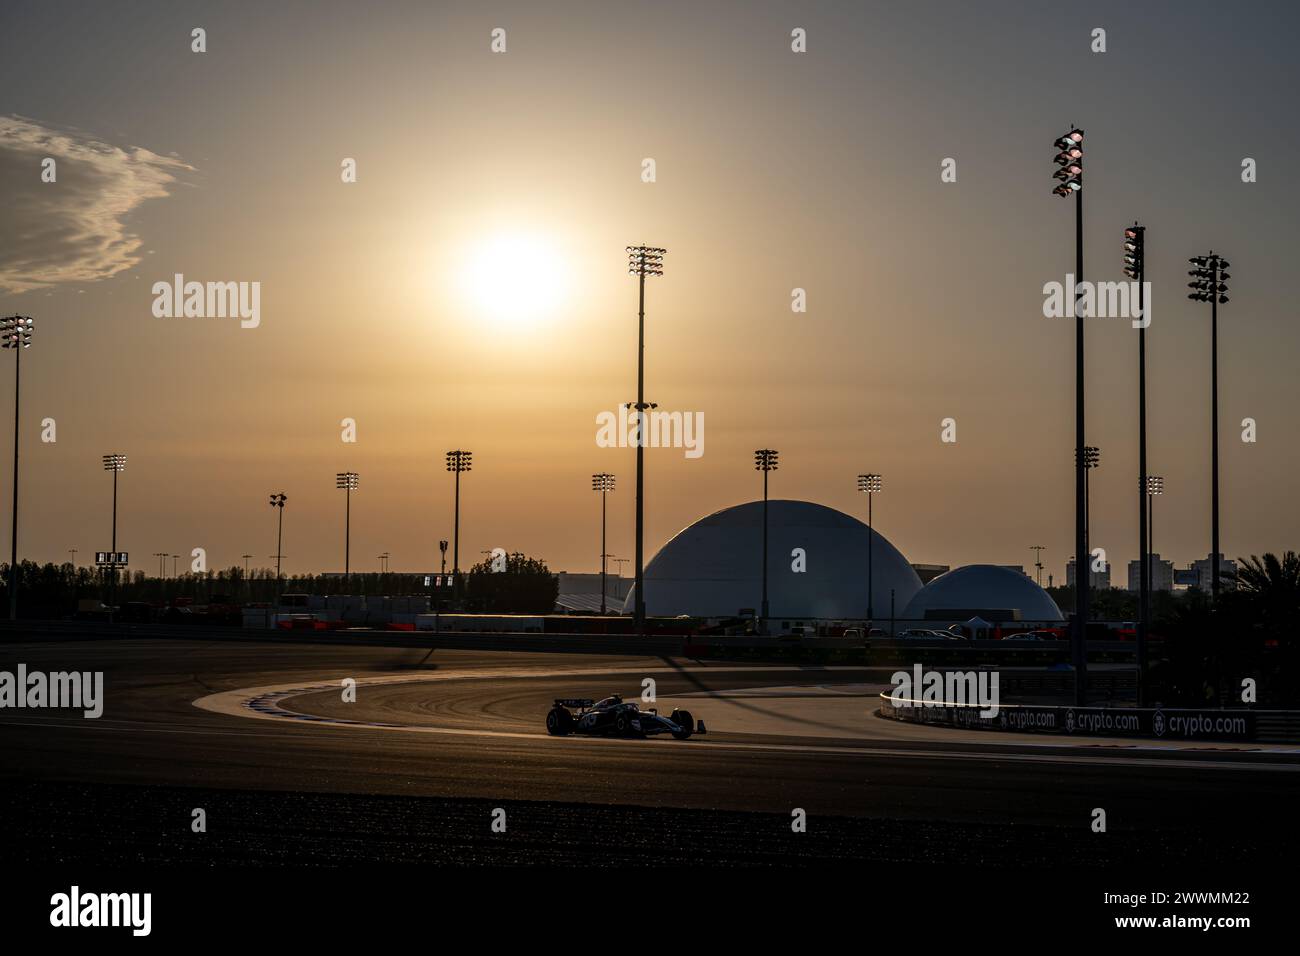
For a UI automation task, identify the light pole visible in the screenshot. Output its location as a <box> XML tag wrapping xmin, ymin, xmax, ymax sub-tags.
<box><xmin>268</xmin><ymin>493</ymin><xmax>287</xmax><ymax>588</ymax></box>
<box><xmin>439</xmin><ymin>539</ymin><xmax>448</xmax><ymax>576</ymax></box>
<box><xmin>1146</xmin><ymin>476</ymin><xmax>1164</xmax><ymax>585</ymax></box>
<box><xmin>2</xmin><ymin>315</ymin><xmax>32</xmax><ymax>620</ymax></box>
<box><xmin>445</xmin><ymin>450</ymin><xmax>472</xmax><ymax>602</ymax></box>
<box><xmin>1144</xmin><ymin>474</ymin><xmax>1163</xmax><ymax>701</ymax></box>
<box><xmin>154</xmin><ymin>552</ymin><xmax>167</xmax><ymax>578</ymax></box>
<box><xmin>171</xmin><ymin>554</ymin><xmax>179</xmax><ymax>578</ymax></box>
<box><xmin>1031</xmin><ymin>546</ymin><xmax>1046</xmax><ymax>587</ymax></box>
<box><xmin>857</xmin><ymin>474</ymin><xmax>882</xmax><ymax>619</ymax></box>
<box><xmin>1125</xmin><ymin>223</ymin><xmax>1149</xmax><ymax>704</ymax></box>
<box><xmin>1053</xmin><ymin>125</ymin><xmax>1088</xmax><ymax>706</ymax></box>
<box><xmin>336</xmin><ymin>471</ymin><xmax>358</xmax><ymax>576</ymax></box>
<box><xmin>627</xmin><ymin>244</ymin><xmax>665</xmax><ymax>632</ymax></box>
<box><xmin>755</xmin><ymin>449</ymin><xmax>779</xmax><ymax>627</ymax></box>
<box><xmin>103</xmin><ymin>454</ymin><xmax>126</xmax><ymax>616</ymax></box>
<box><xmin>68</xmin><ymin>549</ymin><xmax>77</xmax><ymax>567</ymax></box>
<box><xmin>592</xmin><ymin>473</ymin><xmax>615</xmax><ymax>614</ymax></box>
<box><xmin>1076</xmin><ymin>445</ymin><xmax>1100</xmax><ymax>562</ymax></box>
<box><xmin>378</xmin><ymin>552</ymin><xmax>389</xmax><ymax>573</ymax></box>
<box><xmin>612</xmin><ymin>556</ymin><xmax>629</xmax><ymax>598</ymax></box>
<box><xmin>1188</xmin><ymin>253</ymin><xmax>1230</xmax><ymax>602</ymax></box>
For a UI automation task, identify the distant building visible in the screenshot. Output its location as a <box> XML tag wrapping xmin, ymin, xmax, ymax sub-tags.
<box><xmin>1126</xmin><ymin>554</ymin><xmax>1174</xmax><ymax>592</ymax></box>
<box><xmin>1066</xmin><ymin>558</ymin><xmax>1111</xmax><ymax>590</ymax></box>
<box><xmin>1191</xmin><ymin>554</ymin><xmax>1237</xmax><ymax>590</ymax></box>
<box><xmin>555</xmin><ymin>571</ymin><xmax>630</xmax><ymax>601</ymax></box>
<box><xmin>555</xmin><ymin>571</ymin><xmax>629</xmax><ymax>613</ymax></box>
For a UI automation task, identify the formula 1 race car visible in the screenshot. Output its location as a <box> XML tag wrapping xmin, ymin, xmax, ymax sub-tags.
<box><xmin>545</xmin><ymin>695</ymin><xmax>702</xmax><ymax>740</ymax></box>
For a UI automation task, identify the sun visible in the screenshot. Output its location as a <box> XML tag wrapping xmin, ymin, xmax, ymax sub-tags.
<box><xmin>459</xmin><ymin>231</ymin><xmax>569</xmax><ymax>325</ymax></box>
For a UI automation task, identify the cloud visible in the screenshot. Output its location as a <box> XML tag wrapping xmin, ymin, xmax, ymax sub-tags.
<box><xmin>0</xmin><ymin>115</ymin><xmax>192</xmax><ymax>293</ymax></box>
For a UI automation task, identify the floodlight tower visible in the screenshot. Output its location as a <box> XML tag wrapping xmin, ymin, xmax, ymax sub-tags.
<box><xmin>1143</xmin><ymin>474</ymin><xmax>1164</xmax><ymax>702</ymax></box>
<box><xmin>268</xmin><ymin>493</ymin><xmax>287</xmax><ymax>587</ymax></box>
<box><xmin>103</xmin><ymin>454</ymin><xmax>126</xmax><ymax>614</ymax></box>
<box><xmin>626</xmin><ymin>244</ymin><xmax>665</xmax><ymax>632</ymax></box>
<box><xmin>1124</xmin><ymin>224</ymin><xmax>1149</xmax><ymax>704</ymax></box>
<box><xmin>857</xmin><ymin>474</ymin><xmax>882</xmax><ymax>618</ymax></box>
<box><xmin>1031</xmin><ymin>546</ymin><xmax>1046</xmax><ymax>587</ymax></box>
<box><xmin>1187</xmin><ymin>253</ymin><xmax>1231</xmax><ymax>602</ymax></box>
<box><xmin>336</xmin><ymin>471</ymin><xmax>359</xmax><ymax>576</ymax></box>
<box><xmin>1076</xmin><ymin>445</ymin><xmax>1100</xmax><ymax>558</ymax></box>
<box><xmin>2</xmin><ymin>315</ymin><xmax>32</xmax><ymax>620</ymax></box>
<box><xmin>445</xmin><ymin>450</ymin><xmax>472</xmax><ymax>599</ymax></box>
<box><xmin>1052</xmin><ymin>126</ymin><xmax>1088</xmax><ymax>705</ymax></box>
<box><xmin>754</xmin><ymin>450</ymin><xmax>779</xmax><ymax>626</ymax></box>
<box><xmin>592</xmin><ymin>473</ymin><xmax>615</xmax><ymax>614</ymax></box>
<box><xmin>1146</xmin><ymin>477</ymin><xmax>1164</xmax><ymax>584</ymax></box>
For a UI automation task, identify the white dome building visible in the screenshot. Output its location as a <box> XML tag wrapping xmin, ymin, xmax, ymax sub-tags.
<box><xmin>900</xmin><ymin>564</ymin><xmax>1064</xmax><ymax>623</ymax></box>
<box><xmin>622</xmin><ymin>499</ymin><xmax>922</xmax><ymax>619</ymax></box>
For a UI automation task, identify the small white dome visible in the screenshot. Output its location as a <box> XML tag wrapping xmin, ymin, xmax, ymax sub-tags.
<box><xmin>900</xmin><ymin>564</ymin><xmax>1064</xmax><ymax>622</ymax></box>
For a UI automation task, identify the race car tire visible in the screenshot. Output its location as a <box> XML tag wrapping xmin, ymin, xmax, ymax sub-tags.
<box><xmin>615</xmin><ymin>713</ymin><xmax>633</xmax><ymax>736</ymax></box>
<box><xmin>546</xmin><ymin>707</ymin><xmax>573</xmax><ymax>736</ymax></box>
<box><xmin>670</xmin><ymin>709</ymin><xmax>694</xmax><ymax>740</ymax></box>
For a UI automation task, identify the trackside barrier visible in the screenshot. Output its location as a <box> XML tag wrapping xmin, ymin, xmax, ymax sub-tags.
<box><xmin>876</xmin><ymin>691</ymin><xmax>1296</xmax><ymax>742</ymax></box>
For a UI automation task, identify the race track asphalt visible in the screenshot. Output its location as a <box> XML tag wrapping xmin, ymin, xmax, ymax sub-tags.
<box><xmin>1</xmin><ymin>634</ymin><xmax>1296</xmax><ymax>866</ymax></box>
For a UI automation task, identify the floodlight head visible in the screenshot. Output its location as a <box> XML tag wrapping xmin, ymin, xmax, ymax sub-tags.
<box><xmin>269</xmin><ymin>492</ymin><xmax>287</xmax><ymax>508</ymax></box>
<box><xmin>102</xmin><ymin>453</ymin><xmax>126</xmax><ymax>472</ymax></box>
<box><xmin>336</xmin><ymin>471</ymin><xmax>359</xmax><ymax>490</ymax></box>
<box><xmin>1</xmin><ymin>315</ymin><xmax>34</xmax><ymax>349</ymax></box>
<box><xmin>1146</xmin><ymin>475</ymin><xmax>1164</xmax><ymax>496</ymax></box>
<box><xmin>626</xmin><ymin>244</ymin><xmax>667</xmax><ymax>277</ymax></box>
<box><xmin>592</xmin><ymin>472</ymin><xmax>615</xmax><ymax>492</ymax></box>
<box><xmin>445</xmin><ymin>450</ymin><xmax>473</xmax><ymax>472</ymax></box>
<box><xmin>857</xmin><ymin>473</ymin><xmax>882</xmax><ymax>494</ymax></box>
<box><xmin>754</xmin><ymin>448</ymin><xmax>779</xmax><ymax>472</ymax></box>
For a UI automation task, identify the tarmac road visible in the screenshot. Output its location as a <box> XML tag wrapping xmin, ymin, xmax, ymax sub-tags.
<box><xmin>1</xmin><ymin>635</ymin><xmax>1296</xmax><ymax>865</ymax></box>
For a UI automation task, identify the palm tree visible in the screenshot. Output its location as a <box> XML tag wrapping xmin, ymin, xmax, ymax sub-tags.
<box><xmin>1233</xmin><ymin>551</ymin><xmax>1300</xmax><ymax>599</ymax></box>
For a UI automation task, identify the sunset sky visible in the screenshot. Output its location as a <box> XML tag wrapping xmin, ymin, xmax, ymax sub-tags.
<box><xmin>1</xmin><ymin>0</ymin><xmax>1297</xmax><ymax>581</ymax></box>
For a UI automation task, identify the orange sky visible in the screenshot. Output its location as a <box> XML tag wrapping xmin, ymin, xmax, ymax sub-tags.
<box><xmin>2</xmin><ymin>1</ymin><xmax>1297</xmax><ymax>580</ymax></box>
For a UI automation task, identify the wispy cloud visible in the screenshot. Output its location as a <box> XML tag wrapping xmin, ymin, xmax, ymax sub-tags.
<box><xmin>0</xmin><ymin>115</ymin><xmax>191</xmax><ymax>293</ymax></box>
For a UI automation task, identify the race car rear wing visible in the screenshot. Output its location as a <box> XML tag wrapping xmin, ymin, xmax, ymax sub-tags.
<box><xmin>554</xmin><ymin>698</ymin><xmax>595</xmax><ymax>709</ymax></box>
